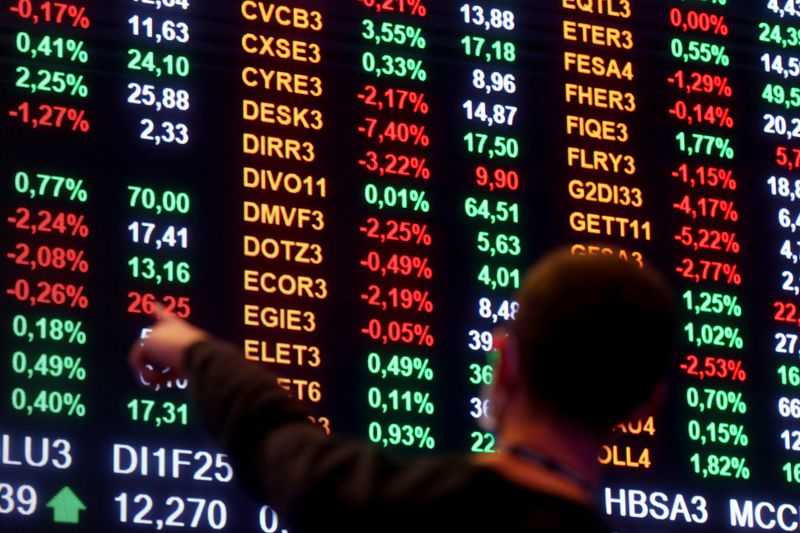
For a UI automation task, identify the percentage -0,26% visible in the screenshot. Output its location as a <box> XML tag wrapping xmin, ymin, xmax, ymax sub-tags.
<box><xmin>6</xmin><ymin>280</ymin><xmax>89</xmax><ymax>309</ymax></box>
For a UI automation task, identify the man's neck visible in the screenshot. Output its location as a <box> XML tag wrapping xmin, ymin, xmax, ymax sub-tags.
<box><xmin>474</xmin><ymin>408</ymin><xmax>603</xmax><ymax>505</ymax></box>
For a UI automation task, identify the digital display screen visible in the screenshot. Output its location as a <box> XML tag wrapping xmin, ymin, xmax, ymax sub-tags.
<box><xmin>1</xmin><ymin>0</ymin><xmax>796</xmax><ymax>530</ymax></box>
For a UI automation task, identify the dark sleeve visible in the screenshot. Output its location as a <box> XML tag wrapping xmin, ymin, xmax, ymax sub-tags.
<box><xmin>185</xmin><ymin>339</ymin><xmax>467</xmax><ymax>530</ymax></box>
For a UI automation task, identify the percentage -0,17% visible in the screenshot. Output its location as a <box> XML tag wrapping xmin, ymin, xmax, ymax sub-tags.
<box><xmin>9</xmin><ymin>1</ymin><xmax>91</xmax><ymax>28</ymax></box>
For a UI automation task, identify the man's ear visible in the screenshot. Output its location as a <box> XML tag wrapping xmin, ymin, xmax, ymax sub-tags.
<box><xmin>492</xmin><ymin>329</ymin><xmax>520</xmax><ymax>401</ymax></box>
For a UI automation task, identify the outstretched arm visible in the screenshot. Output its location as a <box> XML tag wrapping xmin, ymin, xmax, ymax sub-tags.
<box><xmin>127</xmin><ymin>311</ymin><xmax>438</xmax><ymax>530</ymax></box>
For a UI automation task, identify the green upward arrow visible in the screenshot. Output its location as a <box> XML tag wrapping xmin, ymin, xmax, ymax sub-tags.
<box><xmin>46</xmin><ymin>486</ymin><xmax>86</xmax><ymax>525</ymax></box>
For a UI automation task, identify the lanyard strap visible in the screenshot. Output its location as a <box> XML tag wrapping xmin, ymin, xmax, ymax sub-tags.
<box><xmin>502</xmin><ymin>444</ymin><xmax>594</xmax><ymax>493</ymax></box>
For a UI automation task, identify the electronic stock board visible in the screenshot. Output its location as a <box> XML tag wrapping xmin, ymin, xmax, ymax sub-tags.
<box><xmin>2</xmin><ymin>0</ymin><xmax>799</xmax><ymax>531</ymax></box>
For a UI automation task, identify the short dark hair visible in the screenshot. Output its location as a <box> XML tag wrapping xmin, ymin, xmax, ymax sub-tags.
<box><xmin>510</xmin><ymin>249</ymin><xmax>675</xmax><ymax>430</ymax></box>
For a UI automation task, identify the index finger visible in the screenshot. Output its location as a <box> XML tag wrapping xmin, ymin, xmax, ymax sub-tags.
<box><xmin>152</xmin><ymin>302</ymin><xmax>169</xmax><ymax>321</ymax></box>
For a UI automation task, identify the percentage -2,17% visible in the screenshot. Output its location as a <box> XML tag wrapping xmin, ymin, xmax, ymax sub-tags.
<box><xmin>8</xmin><ymin>102</ymin><xmax>90</xmax><ymax>132</ymax></box>
<box><xmin>356</xmin><ymin>87</ymin><xmax>429</xmax><ymax>114</ymax></box>
<box><xmin>7</xmin><ymin>280</ymin><xmax>89</xmax><ymax>309</ymax></box>
<box><xmin>361</xmin><ymin>318</ymin><xmax>435</xmax><ymax>347</ymax></box>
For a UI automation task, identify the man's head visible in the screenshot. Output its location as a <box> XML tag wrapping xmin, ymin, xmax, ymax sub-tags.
<box><xmin>500</xmin><ymin>249</ymin><xmax>675</xmax><ymax>432</ymax></box>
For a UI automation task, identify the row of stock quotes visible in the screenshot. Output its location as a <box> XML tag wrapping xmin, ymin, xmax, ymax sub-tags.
<box><xmin>6</xmin><ymin>0</ymin><xmax>800</xmax><ymax>531</ymax></box>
